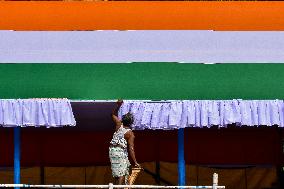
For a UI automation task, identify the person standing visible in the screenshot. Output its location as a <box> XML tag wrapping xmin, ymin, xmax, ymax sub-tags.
<box><xmin>109</xmin><ymin>100</ymin><xmax>140</xmax><ymax>185</ymax></box>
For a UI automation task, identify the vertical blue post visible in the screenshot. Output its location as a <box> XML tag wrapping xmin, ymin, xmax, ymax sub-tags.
<box><xmin>14</xmin><ymin>127</ymin><xmax>21</xmax><ymax>189</ymax></box>
<box><xmin>178</xmin><ymin>128</ymin><xmax>185</xmax><ymax>186</ymax></box>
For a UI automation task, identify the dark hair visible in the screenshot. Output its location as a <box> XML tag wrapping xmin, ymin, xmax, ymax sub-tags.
<box><xmin>122</xmin><ymin>112</ymin><xmax>134</xmax><ymax>127</ymax></box>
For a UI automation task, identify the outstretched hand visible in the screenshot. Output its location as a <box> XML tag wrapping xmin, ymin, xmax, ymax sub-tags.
<box><xmin>117</xmin><ymin>99</ymin><xmax>123</xmax><ymax>106</ymax></box>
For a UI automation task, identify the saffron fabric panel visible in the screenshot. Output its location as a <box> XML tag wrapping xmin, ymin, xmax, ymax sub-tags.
<box><xmin>119</xmin><ymin>100</ymin><xmax>284</xmax><ymax>129</ymax></box>
<box><xmin>1</xmin><ymin>2</ymin><xmax>284</xmax><ymax>30</ymax></box>
<box><xmin>0</xmin><ymin>99</ymin><xmax>76</xmax><ymax>127</ymax></box>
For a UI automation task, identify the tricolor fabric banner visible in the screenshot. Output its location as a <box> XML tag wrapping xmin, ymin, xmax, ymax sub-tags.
<box><xmin>1</xmin><ymin>2</ymin><xmax>284</xmax><ymax>100</ymax></box>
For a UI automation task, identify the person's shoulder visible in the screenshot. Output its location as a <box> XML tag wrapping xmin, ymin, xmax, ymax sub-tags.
<box><xmin>124</xmin><ymin>129</ymin><xmax>134</xmax><ymax>137</ymax></box>
<box><xmin>125</xmin><ymin>128</ymin><xmax>133</xmax><ymax>134</ymax></box>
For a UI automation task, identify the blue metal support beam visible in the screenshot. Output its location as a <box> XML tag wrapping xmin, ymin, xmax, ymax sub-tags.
<box><xmin>14</xmin><ymin>127</ymin><xmax>21</xmax><ymax>189</ymax></box>
<box><xmin>178</xmin><ymin>128</ymin><xmax>186</xmax><ymax>186</ymax></box>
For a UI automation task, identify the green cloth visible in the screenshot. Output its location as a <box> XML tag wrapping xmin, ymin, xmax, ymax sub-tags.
<box><xmin>0</xmin><ymin>63</ymin><xmax>283</xmax><ymax>100</ymax></box>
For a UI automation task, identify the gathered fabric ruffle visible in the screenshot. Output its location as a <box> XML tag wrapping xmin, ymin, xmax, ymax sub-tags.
<box><xmin>118</xmin><ymin>100</ymin><xmax>284</xmax><ymax>130</ymax></box>
<box><xmin>0</xmin><ymin>99</ymin><xmax>76</xmax><ymax>127</ymax></box>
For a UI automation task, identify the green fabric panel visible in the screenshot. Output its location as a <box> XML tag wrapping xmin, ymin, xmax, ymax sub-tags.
<box><xmin>0</xmin><ymin>63</ymin><xmax>283</xmax><ymax>100</ymax></box>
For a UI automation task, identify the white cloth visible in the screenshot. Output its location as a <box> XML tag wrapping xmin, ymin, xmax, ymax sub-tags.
<box><xmin>118</xmin><ymin>100</ymin><xmax>284</xmax><ymax>130</ymax></box>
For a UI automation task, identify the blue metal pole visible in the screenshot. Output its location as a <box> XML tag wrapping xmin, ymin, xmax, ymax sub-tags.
<box><xmin>178</xmin><ymin>128</ymin><xmax>185</xmax><ymax>186</ymax></box>
<box><xmin>14</xmin><ymin>127</ymin><xmax>20</xmax><ymax>189</ymax></box>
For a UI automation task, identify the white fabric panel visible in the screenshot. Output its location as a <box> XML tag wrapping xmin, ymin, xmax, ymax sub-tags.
<box><xmin>1</xmin><ymin>30</ymin><xmax>284</xmax><ymax>63</ymax></box>
<box><xmin>118</xmin><ymin>100</ymin><xmax>284</xmax><ymax>130</ymax></box>
<box><xmin>0</xmin><ymin>99</ymin><xmax>76</xmax><ymax>127</ymax></box>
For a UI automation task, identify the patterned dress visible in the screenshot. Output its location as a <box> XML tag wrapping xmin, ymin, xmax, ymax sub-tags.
<box><xmin>109</xmin><ymin>125</ymin><xmax>131</xmax><ymax>183</ymax></box>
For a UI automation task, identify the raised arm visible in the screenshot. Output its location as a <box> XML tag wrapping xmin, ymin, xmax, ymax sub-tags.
<box><xmin>125</xmin><ymin>131</ymin><xmax>139</xmax><ymax>167</ymax></box>
<box><xmin>111</xmin><ymin>100</ymin><xmax>123</xmax><ymax>130</ymax></box>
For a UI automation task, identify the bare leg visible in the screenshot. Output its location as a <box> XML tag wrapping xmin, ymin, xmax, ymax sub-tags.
<box><xmin>118</xmin><ymin>176</ymin><xmax>125</xmax><ymax>184</ymax></box>
<box><xmin>118</xmin><ymin>176</ymin><xmax>125</xmax><ymax>189</ymax></box>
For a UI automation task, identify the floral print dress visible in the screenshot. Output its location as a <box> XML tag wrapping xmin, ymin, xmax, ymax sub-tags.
<box><xmin>109</xmin><ymin>125</ymin><xmax>131</xmax><ymax>183</ymax></box>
